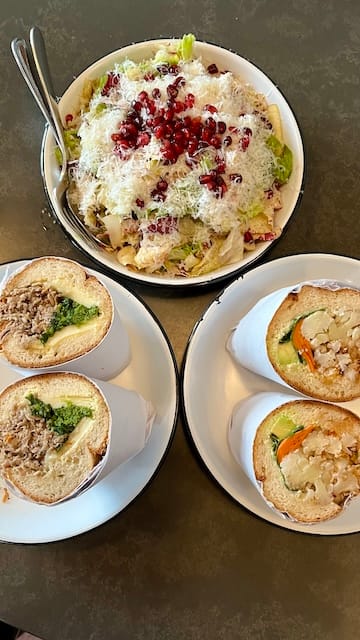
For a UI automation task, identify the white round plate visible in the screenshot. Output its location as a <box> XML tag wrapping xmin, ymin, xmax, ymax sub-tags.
<box><xmin>41</xmin><ymin>38</ymin><xmax>304</xmax><ymax>288</ymax></box>
<box><xmin>182</xmin><ymin>253</ymin><xmax>360</xmax><ymax>535</ymax></box>
<box><xmin>0</xmin><ymin>259</ymin><xmax>178</xmax><ymax>543</ymax></box>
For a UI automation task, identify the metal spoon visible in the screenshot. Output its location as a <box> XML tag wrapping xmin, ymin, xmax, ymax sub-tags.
<box><xmin>11</xmin><ymin>27</ymin><xmax>107</xmax><ymax>250</ymax></box>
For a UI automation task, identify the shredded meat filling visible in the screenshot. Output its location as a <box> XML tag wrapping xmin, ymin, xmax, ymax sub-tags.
<box><xmin>0</xmin><ymin>404</ymin><xmax>67</xmax><ymax>472</ymax></box>
<box><xmin>0</xmin><ymin>283</ymin><xmax>61</xmax><ymax>345</ymax></box>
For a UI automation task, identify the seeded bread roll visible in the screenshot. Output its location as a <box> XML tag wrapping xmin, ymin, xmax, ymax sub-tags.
<box><xmin>266</xmin><ymin>285</ymin><xmax>360</xmax><ymax>401</ymax></box>
<box><xmin>0</xmin><ymin>257</ymin><xmax>113</xmax><ymax>368</ymax></box>
<box><xmin>253</xmin><ymin>399</ymin><xmax>360</xmax><ymax>523</ymax></box>
<box><xmin>0</xmin><ymin>372</ymin><xmax>110</xmax><ymax>504</ymax></box>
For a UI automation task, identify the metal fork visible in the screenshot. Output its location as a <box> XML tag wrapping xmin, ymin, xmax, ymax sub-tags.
<box><xmin>11</xmin><ymin>26</ymin><xmax>107</xmax><ymax>251</ymax></box>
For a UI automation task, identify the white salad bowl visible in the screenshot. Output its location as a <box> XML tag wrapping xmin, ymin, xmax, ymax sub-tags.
<box><xmin>41</xmin><ymin>38</ymin><xmax>305</xmax><ymax>287</ymax></box>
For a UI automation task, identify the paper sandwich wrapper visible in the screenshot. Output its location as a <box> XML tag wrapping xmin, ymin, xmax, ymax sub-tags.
<box><xmin>227</xmin><ymin>279</ymin><xmax>352</xmax><ymax>391</ymax></box>
<box><xmin>228</xmin><ymin>390</ymin><xmax>309</xmax><ymax>521</ymax></box>
<box><xmin>228</xmin><ymin>391</ymin><xmax>300</xmax><ymax>489</ymax></box>
<box><xmin>0</xmin><ymin>259</ymin><xmax>131</xmax><ymax>381</ymax></box>
<box><xmin>227</xmin><ymin>285</ymin><xmax>295</xmax><ymax>389</ymax></box>
<box><xmin>4</xmin><ymin>377</ymin><xmax>156</xmax><ymax>506</ymax></box>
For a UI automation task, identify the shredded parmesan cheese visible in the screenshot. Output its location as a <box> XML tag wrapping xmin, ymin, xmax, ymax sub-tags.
<box><xmin>65</xmin><ymin>40</ymin><xmax>292</xmax><ymax>277</ymax></box>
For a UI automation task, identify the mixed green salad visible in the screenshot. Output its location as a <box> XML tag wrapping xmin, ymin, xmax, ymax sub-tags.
<box><xmin>62</xmin><ymin>34</ymin><xmax>293</xmax><ymax>277</ymax></box>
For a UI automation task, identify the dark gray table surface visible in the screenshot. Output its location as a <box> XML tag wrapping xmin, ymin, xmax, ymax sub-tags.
<box><xmin>1</xmin><ymin>1</ymin><xmax>360</xmax><ymax>639</ymax></box>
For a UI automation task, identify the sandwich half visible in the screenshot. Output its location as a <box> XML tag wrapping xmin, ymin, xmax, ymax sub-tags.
<box><xmin>0</xmin><ymin>372</ymin><xmax>110</xmax><ymax>503</ymax></box>
<box><xmin>0</xmin><ymin>257</ymin><xmax>113</xmax><ymax>368</ymax></box>
<box><xmin>266</xmin><ymin>284</ymin><xmax>360</xmax><ymax>401</ymax></box>
<box><xmin>253</xmin><ymin>399</ymin><xmax>360</xmax><ymax>523</ymax></box>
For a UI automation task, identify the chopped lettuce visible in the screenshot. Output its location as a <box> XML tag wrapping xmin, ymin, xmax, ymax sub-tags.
<box><xmin>267</xmin><ymin>134</ymin><xmax>293</xmax><ymax>184</ymax></box>
<box><xmin>168</xmin><ymin>243</ymin><xmax>200</xmax><ymax>261</ymax></box>
<box><xmin>177</xmin><ymin>33</ymin><xmax>195</xmax><ymax>60</ymax></box>
<box><xmin>154</xmin><ymin>48</ymin><xmax>179</xmax><ymax>66</ymax></box>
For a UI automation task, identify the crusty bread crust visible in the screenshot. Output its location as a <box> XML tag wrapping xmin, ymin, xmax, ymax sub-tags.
<box><xmin>253</xmin><ymin>400</ymin><xmax>360</xmax><ymax>523</ymax></box>
<box><xmin>0</xmin><ymin>372</ymin><xmax>110</xmax><ymax>503</ymax></box>
<box><xmin>0</xmin><ymin>257</ymin><xmax>113</xmax><ymax>368</ymax></box>
<box><xmin>266</xmin><ymin>285</ymin><xmax>360</xmax><ymax>401</ymax></box>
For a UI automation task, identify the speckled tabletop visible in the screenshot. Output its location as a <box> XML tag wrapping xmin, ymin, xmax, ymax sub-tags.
<box><xmin>0</xmin><ymin>1</ymin><xmax>360</xmax><ymax>639</ymax></box>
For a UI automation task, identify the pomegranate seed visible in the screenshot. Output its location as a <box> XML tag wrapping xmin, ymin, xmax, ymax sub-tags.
<box><xmin>207</xmin><ymin>63</ymin><xmax>219</xmax><ymax>74</ymax></box>
<box><xmin>185</xmin><ymin>93</ymin><xmax>195</xmax><ymax>108</ymax></box>
<box><xmin>230</xmin><ymin>173</ymin><xmax>243</xmax><ymax>184</ymax></box>
<box><xmin>117</xmin><ymin>139</ymin><xmax>131</xmax><ymax>149</ymax></box>
<box><xmin>146</xmin><ymin>117</ymin><xmax>154</xmax><ymax>127</ymax></box>
<box><xmin>144</xmin><ymin>72</ymin><xmax>154</xmax><ymax>81</ymax></box>
<box><xmin>182</xmin><ymin>127</ymin><xmax>191</xmax><ymax>140</ymax></box>
<box><xmin>243</xmin><ymin>127</ymin><xmax>253</xmax><ymax>137</ymax></box>
<box><xmin>147</xmin><ymin>216</ymin><xmax>177</xmax><ymax>234</ymax></box>
<box><xmin>201</xmin><ymin>127</ymin><xmax>212</xmax><ymax>142</ymax></box>
<box><xmin>241</xmin><ymin>136</ymin><xmax>250</xmax><ymax>151</ymax></box>
<box><xmin>204</xmin><ymin>104</ymin><xmax>217</xmax><ymax>113</ymax></box>
<box><xmin>174</xmin><ymin>131</ymin><xmax>185</xmax><ymax>144</ymax></box>
<box><xmin>131</xmin><ymin>100</ymin><xmax>142</xmax><ymax>112</ymax></box>
<box><xmin>157</xmin><ymin>179</ymin><xmax>168</xmax><ymax>191</ymax></box>
<box><xmin>154</xmin><ymin>124</ymin><xmax>167</xmax><ymax>139</ymax></box>
<box><xmin>167</xmin><ymin>84</ymin><xmax>178</xmax><ymax>99</ymax></box>
<box><xmin>145</xmin><ymin>100</ymin><xmax>156</xmax><ymax>115</ymax></box>
<box><xmin>137</xmin><ymin>132</ymin><xmax>150</xmax><ymax>147</ymax></box>
<box><xmin>138</xmin><ymin>91</ymin><xmax>149</xmax><ymax>102</ymax></box>
<box><xmin>217</xmin><ymin>121</ymin><xmax>226</xmax><ymax>134</ymax></box>
<box><xmin>164</xmin><ymin>107</ymin><xmax>174</xmax><ymax>121</ymax></box>
<box><xmin>199</xmin><ymin>174</ymin><xmax>214</xmax><ymax>185</ymax></box>
<box><xmin>173</xmin><ymin>76</ymin><xmax>185</xmax><ymax>87</ymax></box>
<box><xmin>187</xmin><ymin>139</ymin><xmax>198</xmax><ymax>155</ymax></box>
<box><xmin>183</xmin><ymin>116</ymin><xmax>192</xmax><ymax>128</ymax></box>
<box><xmin>210</xmin><ymin>135</ymin><xmax>221</xmax><ymax>149</ymax></box>
<box><xmin>169</xmin><ymin>65</ymin><xmax>179</xmax><ymax>74</ymax></box>
<box><xmin>157</xmin><ymin>63</ymin><xmax>170</xmax><ymax>74</ymax></box>
<box><xmin>164</xmin><ymin>123</ymin><xmax>174</xmax><ymax>137</ymax></box>
<box><xmin>153</xmin><ymin>115</ymin><xmax>165</xmax><ymax>127</ymax></box>
<box><xmin>151</xmin><ymin>190</ymin><xmax>166</xmax><ymax>202</ymax></box>
<box><xmin>111</xmin><ymin>133</ymin><xmax>122</xmax><ymax>142</ymax></box>
<box><xmin>216</xmin><ymin>161</ymin><xmax>226</xmax><ymax>173</ymax></box>
<box><xmin>119</xmin><ymin>123</ymin><xmax>138</xmax><ymax>138</ymax></box>
<box><xmin>101</xmin><ymin>72</ymin><xmax>120</xmax><ymax>96</ymax></box>
<box><xmin>263</xmin><ymin>232</ymin><xmax>276</xmax><ymax>241</ymax></box>
<box><xmin>223</xmin><ymin>135</ymin><xmax>232</xmax><ymax>146</ymax></box>
<box><xmin>65</xmin><ymin>113</ymin><xmax>73</xmax><ymax>124</ymax></box>
<box><xmin>136</xmin><ymin>198</ymin><xmax>145</xmax><ymax>208</ymax></box>
<box><xmin>206</xmin><ymin>180</ymin><xmax>217</xmax><ymax>191</ymax></box>
<box><xmin>190</xmin><ymin>118</ymin><xmax>202</xmax><ymax>135</ymax></box>
<box><xmin>162</xmin><ymin>148</ymin><xmax>176</xmax><ymax>161</ymax></box>
<box><xmin>229</xmin><ymin>126</ymin><xmax>238</xmax><ymax>133</ymax></box>
<box><xmin>205</xmin><ymin>116</ymin><xmax>217</xmax><ymax>131</ymax></box>
<box><xmin>152</xmin><ymin>87</ymin><xmax>161</xmax><ymax>99</ymax></box>
<box><xmin>174</xmin><ymin>101</ymin><xmax>185</xmax><ymax>113</ymax></box>
<box><xmin>244</xmin><ymin>231</ymin><xmax>253</xmax><ymax>243</ymax></box>
<box><xmin>173</xmin><ymin>143</ymin><xmax>184</xmax><ymax>156</ymax></box>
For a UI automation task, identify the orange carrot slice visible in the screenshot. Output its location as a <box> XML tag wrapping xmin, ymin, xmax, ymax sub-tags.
<box><xmin>292</xmin><ymin>318</ymin><xmax>316</xmax><ymax>372</ymax></box>
<box><xmin>277</xmin><ymin>425</ymin><xmax>316</xmax><ymax>464</ymax></box>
